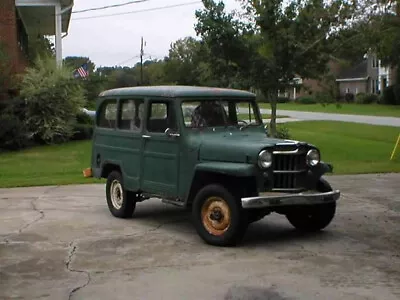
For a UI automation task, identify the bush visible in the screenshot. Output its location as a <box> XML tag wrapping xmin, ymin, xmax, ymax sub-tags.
<box><xmin>296</xmin><ymin>96</ymin><xmax>317</xmax><ymax>104</ymax></box>
<box><xmin>314</xmin><ymin>91</ymin><xmax>336</xmax><ymax>104</ymax></box>
<box><xmin>344</xmin><ymin>92</ymin><xmax>355</xmax><ymax>102</ymax></box>
<box><xmin>276</xmin><ymin>125</ymin><xmax>291</xmax><ymax>139</ymax></box>
<box><xmin>71</xmin><ymin>124</ymin><xmax>93</xmax><ymax>140</ymax></box>
<box><xmin>18</xmin><ymin>56</ymin><xmax>86</xmax><ymax>144</ymax></box>
<box><xmin>0</xmin><ymin>99</ymin><xmax>33</xmax><ymax>151</ymax></box>
<box><xmin>265</xmin><ymin>124</ymin><xmax>291</xmax><ymax>139</ymax></box>
<box><xmin>382</xmin><ymin>85</ymin><xmax>400</xmax><ymax>105</ymax></box>
<box><xmin>277</xmin><ymin>97</ymin><xmax>290</xmax><ymax>103</ymax></box>
<box><xmin>355</xmin><ymin>93</ymin><xmax>379</xmax><ymax>104</ymax></box>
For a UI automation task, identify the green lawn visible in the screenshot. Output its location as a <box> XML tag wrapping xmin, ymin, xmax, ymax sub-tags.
<box><xmin>0</xmin><ymin>141</ymin><xmax>103</xmax><ymax>188</ymax></box>
<box><xmin>259</xmin><ymin>103</ymin><xmax>400</xmax><ymax>117</ymax></box>
<box><xmin>284</xmin><ymin>121</ymin><xmax>400</xmax><ymax>174</ymax></box>
<box><xmin>0</xmin><ymin>121</ymin><xmax>399</xmax><ymax>188</ymax></box>
<box><xmin>238</xmin><ymin>113</ymin><xmax>288</xmax><ymax>120</ymax></box>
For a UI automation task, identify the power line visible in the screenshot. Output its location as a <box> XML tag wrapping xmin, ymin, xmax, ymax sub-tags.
<box><xmin>72</xmin><ymin>0</ymin><xmax>150</xmax><ymax>14</ymax></box>
<box><xmin>72</xmin><ymin>1</ymin><xmax>202</xmax><ymax>21</ymax></box>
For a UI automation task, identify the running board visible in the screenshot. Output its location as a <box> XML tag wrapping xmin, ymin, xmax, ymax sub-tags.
<box><xmin>162</xmin><ymin>198</ymin><xmax>186</xmax><ymax>207</ymax></box>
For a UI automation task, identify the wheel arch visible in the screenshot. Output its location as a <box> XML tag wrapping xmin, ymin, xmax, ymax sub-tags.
<box><xmin>185</xmin><ymin>168</ymin><xmax>258</xmax><ymax>207</ymax></box>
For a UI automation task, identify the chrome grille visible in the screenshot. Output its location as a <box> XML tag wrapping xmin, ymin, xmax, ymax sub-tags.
<box><xmin>272</xmin><ymin>147</ymin><xmax>307</xmax><ymax>192</ymax></box>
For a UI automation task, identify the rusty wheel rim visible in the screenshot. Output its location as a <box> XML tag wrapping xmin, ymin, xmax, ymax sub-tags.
<box><xmin>201</xmin><ymin>196</ymin><xmax>231</xmax><ymax>236</ymax></box>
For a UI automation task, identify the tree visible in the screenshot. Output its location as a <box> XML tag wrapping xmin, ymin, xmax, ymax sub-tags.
<box><xmin>64</xmin><ymin>56</ymin><xmax>96</xmax><ymax>74</ymax></box>
<box><xmin>195</xmin><ymin>0</ymin><xmax>353</xmax><ymax>136</ymax></box>
<box><xmin>164</xmin><ymin>37</ymin><xmax>209</xmax><ymax>86</ymax></box>
<box><xmin>18</xmin><ymin>56</ymin><xmax>86</xmax><ymax>144</ymax></box>
<box><xmin>27</xmin><ymin>36</ymin><xmax>55</xmax><ymax>63</ymax></box>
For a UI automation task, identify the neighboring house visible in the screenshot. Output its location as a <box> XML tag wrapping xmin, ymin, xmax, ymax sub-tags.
<box><xmin>336</xmin><ymin>52</ymin><xmax>378</xmax><ymax>97</ymax></box>
<box><xmin>336</xmin><ymin>52</ymin><xmax>397</xmax><ymax>97</ymax></box>
<box><xmin>278</xmin><ymin>52</ymin><xmax>397</xmax><ymax>100</ymax></box>
<box><xmin>278</xmin><ymin>60</ymin><xmax>344</xmax><ymax>100</ymax></box>
<box><xmin>0</xmin><ymin>0</ymin><xmax>73</xmax><ymax>99</ymax></box>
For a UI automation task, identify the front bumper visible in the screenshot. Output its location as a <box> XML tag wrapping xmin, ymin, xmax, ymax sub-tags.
<box><xmin>241</xmin><ymin>190</ymin><xmax>340</xmax><ymax>209</ymax></box>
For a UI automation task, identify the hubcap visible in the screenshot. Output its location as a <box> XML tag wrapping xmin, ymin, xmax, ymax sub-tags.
<box><xmin>110</xmin><ymin>180</ymin><xmax>123</xmax><ymax>209</ymax></box>
<box><xmin>201</xmin><ymin>196</ymin><xmax>231</xmax><ymax>236</ymax></box>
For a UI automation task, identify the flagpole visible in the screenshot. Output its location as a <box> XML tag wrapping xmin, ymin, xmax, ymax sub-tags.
<box><xmin>140</xmin><ymin>36</ymin><xmax>144</xmax><ymax>86</ymax></box>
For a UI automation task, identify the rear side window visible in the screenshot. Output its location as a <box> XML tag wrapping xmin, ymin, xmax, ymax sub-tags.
<box><xmin>97</xmin><ymin>100</ymin><xmax>117</xmax><ymax>128</ymax></box>
<box><xmin>119</xmin><ymin>99</ymin><xmax>144</xmax><ymax>131</ymax></box>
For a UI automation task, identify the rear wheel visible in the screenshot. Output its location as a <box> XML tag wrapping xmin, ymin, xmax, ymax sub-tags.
<box><xmin>192</xmin><ymin>184</ymin><xmax>247</xmax><ymax>246</ymax></box>
<box><xmin>286</xmin><ymin>178</ymin><xmax>336</xmax><ymax>232</ymax></box>
<box><xmin>106</xmin><ymin>171</ymin><xmax>136</xmax><ymax>218</ymax></box>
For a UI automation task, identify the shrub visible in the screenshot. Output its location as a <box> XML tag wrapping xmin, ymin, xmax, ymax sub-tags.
<box><xmin>314</xmin><ymin>91</ymin><xmax>335</xmax><ymax>104</ymax></box>
<box><xmin>265</xmin><ymin>123</ymin><xmax>291</xmax><ymax>139</ymax></box>
<box><xmin>276</xmin><ymin>124</ymin><xmax>291</xmax><ymax>139</ymax></box>
<box><xmin>296</xmin><ymin>96</ymin><xmax>317</xmax><ymax>104</ymax></box>
<box><xmin>355</xmin><ymin>93</ymin><xmax>379</xmax><ymax>104</ymax></box>
<box><xmin>344</xmin><ymin>92</ymin><xmax>354</xmax><ymax>102</ymax></box>
<box><xmin>71</xmin><ymin>124</ymin><xmax>93</xmax><ymax>140</ymax></box>
<box><xmin>277</xmin><ymin>97</ymin><xmax>290</xmax><ymax>103</ymax></box>
<box><xmin>0</xmin><ymin>99</ymin><xmax>33</xmax><ymax>151</ymax></box>
<box><xmin>18</xmin><ymin>56</ymin><xmax>86</xmax><ymax>144</ymax></box>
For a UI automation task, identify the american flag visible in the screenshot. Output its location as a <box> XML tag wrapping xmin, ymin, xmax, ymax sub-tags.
<box><xmin>73</xmin><ymin>63</ymin><xmax>89</xmax><ymax>79</ymax></box>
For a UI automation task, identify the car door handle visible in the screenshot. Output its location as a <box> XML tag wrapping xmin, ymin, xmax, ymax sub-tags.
<box><xmin>142</xmin><ymin>135</ymin><xmax>151</xmax><ymax>139</ymax></box>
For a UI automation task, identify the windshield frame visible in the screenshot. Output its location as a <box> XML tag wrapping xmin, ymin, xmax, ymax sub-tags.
<box><xmin>179</xmin><ymin>97</ymin><xmax>263</xmax><ymax>131</ymax></box>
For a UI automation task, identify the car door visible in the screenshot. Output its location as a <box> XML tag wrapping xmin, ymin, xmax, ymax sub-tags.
<box><xmin>113</xmin><ymin>98</ymin><xmax>145</xmax><ymax>191</ymax></box>
<box><xmin>140</xmin><ymin>99</ymin><xmax>180</xmax><ymax>197</ymax></box>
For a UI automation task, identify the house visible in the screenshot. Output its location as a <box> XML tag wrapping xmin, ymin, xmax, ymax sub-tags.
<box><xmin>278</xmin><ymin>52</ymin><xmax>397</xmax><ymax>100</ymax></box>
<box><xmin>335</xmin><ymin>52</ymin><xmax>396</xmax><ymax>97</ymax></box>
<box><xmin>0</xmin><ymin>0</ymin><xmax>73</xmax><ymax>99</ymax></box>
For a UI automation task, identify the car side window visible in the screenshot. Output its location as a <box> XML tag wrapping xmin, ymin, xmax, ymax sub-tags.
<box><xmin>147</xmin><ymin>101</ymin><xmax>176</xmax><ymax>133</ymax></box>
<box><xmin>98</xmin><ymin>100</ymin><xmax>117</xmax><ymax>128</ymax></box>
<box><xmin>119</xmin><ymin>99</ymin><xmax>144</xmax><ymax>131</ymax></box>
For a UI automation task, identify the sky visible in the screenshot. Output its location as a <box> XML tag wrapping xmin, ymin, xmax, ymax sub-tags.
<box><xmin>62</xmin><ymin>0</ymin><xmax>243</xmax><ymax>69</ymax></box>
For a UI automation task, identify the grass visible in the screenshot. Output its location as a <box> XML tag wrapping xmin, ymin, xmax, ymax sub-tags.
<box><xmin>238</xmin><ymin>113</ymin><xmax>289</xmax><ymax>120</ymax></box>
<box><xmin>0</xmin><ymin>121</ymin><xmax>399</xmax><ymax>188</ymax></box>
<box><xmin>0</xmin><ymin>141</ymin><xmax>103</xmax><ymax>188</ymax></box>
<box><xmin>259</xmin><ymin>103</ymin><xmax>400</xmax><ymax>117</ymax></box>
<box><xmin>284</xmin><ymin>121</ymin><xmax>400</xmax><ymax>174</ymax></box>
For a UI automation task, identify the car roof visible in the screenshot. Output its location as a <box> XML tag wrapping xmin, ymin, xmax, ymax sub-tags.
<box><xmin>98</xmin><ymin>85</ymin><xmax>256</xmax><ymax>99</ymax></box>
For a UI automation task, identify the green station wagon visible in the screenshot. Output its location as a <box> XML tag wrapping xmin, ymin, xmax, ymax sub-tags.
<box><xmin>87</xmin><ymin>85</ymin><xmax>340</xmax><ymax>246</ymax></box>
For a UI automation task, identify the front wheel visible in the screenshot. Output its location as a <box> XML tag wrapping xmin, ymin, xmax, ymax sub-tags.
<box><xmin>106</xmin><ymin>171</ymin><xmax>136</xmax><ymax>218</ymax></box>
<box><xmin>286</xmin><ymin>178</ymin><xmax>336</xmax><ymax>232</ymax></box>
<box><xmin>192</xmin><ymin>184</ymin><xmax>247</xmax><ymax>247</ymax></box>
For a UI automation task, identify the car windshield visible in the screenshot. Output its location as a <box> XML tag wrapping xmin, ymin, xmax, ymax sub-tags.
<box><xmin>181</xmin><ymin>99</ymin><xmax>262</xmax><ymax>129</ymax></box>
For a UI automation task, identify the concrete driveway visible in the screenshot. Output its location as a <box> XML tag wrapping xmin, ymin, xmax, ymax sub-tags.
<box><xmin>1</xmin><ymin>173</ymin><xmax>399</xmax><ymax>300</ymax></box>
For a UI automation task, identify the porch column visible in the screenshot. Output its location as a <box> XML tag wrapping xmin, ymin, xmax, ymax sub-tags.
<box><xmin>293</xmin><ymin>87</ymin><xmax>296</xmax><ymax>100</ymax></box>
<box><xmin>55</xmin><ymin>3</ymin><xmax>62</xmax><ymax>66</ymax></box>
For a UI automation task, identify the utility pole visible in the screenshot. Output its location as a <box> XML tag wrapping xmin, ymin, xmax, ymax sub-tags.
<box><xmin>140</xmin><ymin>36</ymin><xmax>144</xmax><ymax>85</ymax></box>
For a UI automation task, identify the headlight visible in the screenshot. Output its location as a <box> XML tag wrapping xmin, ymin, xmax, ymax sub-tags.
<box><xmin>306</xmin><ymin>149</ymin><xmax>320</xmax><ymax>166</ymax></box>
<box><xmin>258</xmin><ymin>150</ymin><xmax>272</xmax><ymax>168</ymax></box>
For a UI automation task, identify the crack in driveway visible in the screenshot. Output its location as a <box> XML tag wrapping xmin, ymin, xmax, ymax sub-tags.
<box><xmin>63</xmin><ymin>218</ymin><xmax>186</xmax><ymax>299</ymax></box>
<box><xmin>65</xmin><ymin>241</ymin><xmax>91</xmax><ymax>300</ymax></box>
<box><xmin>2</xmin><ymin>186</ymin><xmax>58</xmax><ymax>244</ymax></box>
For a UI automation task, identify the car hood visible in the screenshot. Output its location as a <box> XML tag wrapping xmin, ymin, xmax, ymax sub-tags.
<box><xmin>196</xmin><ymin>130</ymin><xmax>303</xmax><ymax>164</ymax></box>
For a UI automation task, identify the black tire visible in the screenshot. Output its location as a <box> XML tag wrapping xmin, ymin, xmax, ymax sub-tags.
<box><xmin>286</xmin><ymin>178</ymin><xmax>336</xmax><ymax>232</ymax></box>
<box><xmin>106</xmin><ymin>170</ymin><xmax>136</xmax><ymax>218</ymax></box>
<box><xmin>192</xmin><ymin>184</ymin><xmax>248</xmax><ymax>247</ymax></box>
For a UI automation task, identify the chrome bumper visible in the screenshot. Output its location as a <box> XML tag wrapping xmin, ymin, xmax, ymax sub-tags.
<box><xmin>241</xmin><ymin>190</ymin><xmax>340</xmax><ymax>209</ymax></box>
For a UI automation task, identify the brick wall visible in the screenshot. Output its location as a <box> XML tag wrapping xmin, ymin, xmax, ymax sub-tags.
<box><xmin>0</xmin><ymin>0</ymin><xmax>28</xmax><ymax>99</ymax></box>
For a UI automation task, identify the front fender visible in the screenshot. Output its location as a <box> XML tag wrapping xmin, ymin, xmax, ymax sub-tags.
<box><xmin>194</xmin><ymin>162</ymin><xmax>257</xmax><ymax>177</ymax></box>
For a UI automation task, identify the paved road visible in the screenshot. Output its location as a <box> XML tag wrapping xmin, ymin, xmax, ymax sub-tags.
<box><xmin>260</xmin><ymin>108</ymin><xmax>400</xmax><ymax>127</ymax></box>
<box><xmin>1</xmin><ymin>173</ymin><xmax>400</xmax><ymax>300</ymax></box>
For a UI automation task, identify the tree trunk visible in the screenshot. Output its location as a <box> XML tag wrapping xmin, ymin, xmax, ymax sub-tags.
<box><xmin>269</xmin><ymin>91</ymin><xmax>278</xmax><ymax>137</ymax></box>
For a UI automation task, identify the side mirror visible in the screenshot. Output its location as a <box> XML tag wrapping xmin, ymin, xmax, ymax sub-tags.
<box><xmin>165</xmin><ymin>128</ymin><xmax>180</xmax><ymax>138</ymax></box>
